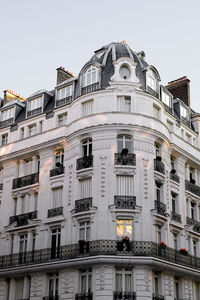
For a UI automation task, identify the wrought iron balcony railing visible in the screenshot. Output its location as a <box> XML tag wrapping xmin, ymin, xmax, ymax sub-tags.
<box><xmin>170</xmin><ymin>172</ymin><xmax>180</xmax><ymax>183</ymax></box>
<box><xmin>152</xmin><ymin>294</ymin><xmax>164</xmax><ymax>300</ymax></box>
<box><xmin>154</xmin><ymin>200</ymin><xmax>166</xmax><ymax>216</ymax></box>
<box><xmin>76</xmin><ymin>156</ymin><xmax>93</xmax><ymax>171</ymax></box>
<box><xmin>114</xmin><ymin>153</ymin><xmax>136</xmax><ymax>166</ymax></box>
<box><xmin>0</xmin><ymin>118</ymin><xmax>14</xmax><ymax>127</ymax></box>
<box><xmin>187</xmin><ymin>217</ymin><xmax>200</xmax><ymax>233</ymax></box>
<box><xmin>0</xmin><ymin>183</ymin><xmax>3</xmax><ymax>190</ymax></box>
<box><xmin>47</xmin><ymin>207</ymin><xmax>63</xmax><ymax>218</ymax></box>
<box><xmin>81</xmin><ymin>82</ymin><xmax>99</xmax><ymax>95</ymax></box>
<box><xmin>56</xmin><ymin>96</ymin><xmax>72</xmax><ymax>107</ymax></box>
<box><xmin>114</xmin><ymin>196</ymin><xmax>136</xmax><ymax>209</ymax></box>
<box><xmin>17</xmin><ymin>298</ymin><xmax>30</xmax><ymax>300</ymax></box>
<box><xmin>185</xmin><ymin>180</ymin><xmax>200</xmax><ymax>197</ymax></box>
<box><xmin>75</xmin><ymin>293</ymin><xmax>93</xmax><ymax>300</ymax></box>
<box><xmin>43</xmin><ymin>296</ymin><xmax>59</xmax><ymax>300</ymax></box>
<box><xmin>113</xmin><ymin>291</ymin><xmax>136</xmax><ymax>300</ymax></box>
<box><xmin>1</xmin><ymin>240</ymin><xmax>200</xmax><ymax>271</ymax></box>
<box><xmin>9</xmin><ymin>211</ymin><xmax>38</xmax><ymax>227</ymax></box>
<box><xmin>12</xmin><ymin>173</ymin><xmax>39</xmax><ymax>189</ymax></box>
<box><xmin>50</xmin><ymin>166</ymin><xmax>65</xmax><ymax>177</ymax></box>
<box><xmin>75</xmin><ymin>197</ymin><xmax>92</xmax><ymax>213</ymax></box>
<box><xmin>27</xmin><ymin>107</ymin><xmax>42</xmax><ymax>117</ymax></box>
<box><xmin>171</xmin><ymin>211</ymin><xmax>181</xmax><ymax>223</ymax></box>
<box><xmin>154</xmin><ymin>159</ymin><xmax>165</xmax><ymax>175</ymax></box>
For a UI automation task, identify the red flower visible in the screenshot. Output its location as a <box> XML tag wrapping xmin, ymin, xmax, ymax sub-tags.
<box><xmin>122</xmin><ymin>236</ymin><xmax>129</xmax><ymax>241</ymax></box>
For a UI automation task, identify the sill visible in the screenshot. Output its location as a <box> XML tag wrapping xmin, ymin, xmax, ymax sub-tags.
<box><xmin>43</xmin><ymin>215</ymin><xmax>65</xmax><ymax>225</ymax></box>
<box><xmin>12</xmin><ymin>182</ymin><xmax>39</xmax><ymax>192</ymax></box>
<box><xmin>76</xmin><ymin>167</ymin><xmax>93</xmax><ymax>178</ymax></box>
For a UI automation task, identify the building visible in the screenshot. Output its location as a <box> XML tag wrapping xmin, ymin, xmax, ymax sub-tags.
<box><xmin>0</xmin><ymin>41</ymin><xmax>200</xmax><ymax>300</ymax></box>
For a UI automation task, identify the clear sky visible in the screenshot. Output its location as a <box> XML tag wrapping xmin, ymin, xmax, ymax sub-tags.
<box><xmin>0</xmin><ymin>0</ymin><xmax>200</xmax><ymax>111</ymax></box>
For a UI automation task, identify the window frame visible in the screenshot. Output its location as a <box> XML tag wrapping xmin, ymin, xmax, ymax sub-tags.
<box><xmin>82</xmin><ymin>138</ymin><xmax>92</xmax><ymax>157</ymax></box>
<box><xmin>117</xmin><ymin>135</ymin><xmax>132</xmax><ymax>153</ymax></box>
<box><xmin>57</xmin><ymin>85</ymin><xmax>72</xmax><ymax>100</ymax></box>
<box><xmin>116</xmin><ymin>218</ymin><xmax>133</xmax><ymax>240</ymax></box>
<box><xmin>83</xmin><ymin>66</ymin><xmax>98</xmax><ymax>87</ymax></box>
<box><xmin>79</xmin><ymin>220</ymin><xmax>90</xmax><ymax>241</ymax></box>
<box><xmin>115</xmin><ymin>268</ymin><xmax>133</xmax><ymax>292</ymax></box>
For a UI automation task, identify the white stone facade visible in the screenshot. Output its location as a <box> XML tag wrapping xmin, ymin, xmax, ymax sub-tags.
<box><xmin>0</xmin><ymin>42</ymin><xmax>200</xmax><ymax>299</ymax></box>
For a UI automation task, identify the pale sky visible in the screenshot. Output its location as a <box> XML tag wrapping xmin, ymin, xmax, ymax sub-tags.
<box><xmin>0</xmin><ymin>0</ymin><xmax>200</xmax><ymax>111</ymax></box>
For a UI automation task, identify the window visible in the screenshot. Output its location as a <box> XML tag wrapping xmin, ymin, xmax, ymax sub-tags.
<box><xmin>161</xmin><ymin>90</ymin><xmax>171</xmax><ymax>107</ymax></box>
<box><xmin>57</xmin><ymin>85</ymin><xmax>72</xmax><ymax>100</ymax></box>
<box><xmin>54</xmin><ymin>148</ymin><xmax>64</xmax><ymax>167</ymax></box>
<box><xmin>156</xmin><ymin>226</ymin><xmax>162</xmax><ymax>244</ymax></box>
<box><xmin>185</xmin><ymin>132</ymin><xmax>191</xmax><ymax>143</ymax></box>
<box><xmin>84</xmin><ymin>66</ymin><xmax>98</xmax><ymax>86</ymax></box>
<box><xmin>116</xmin><ymin>175</ymin><xmax>134</xmax><ymax>196</ymax></box>
<box><xmin>52</xmin><ymin>187</ymin><xmax>62</xmax><ymax>208</ymax></box>
<box><xmin>80</xmin><ymin>178</ymin><xmax>92</xmax><ymax>199</ymax></box>
<box><xmin>173</xmin><ymin>233</ymin><xmax>178</xmax><ymax>250</ymax></box>
<box><xmin>28</xmin><ymin>124</ymin><xmax>36</xmax><ymax>136</ymax></box>
<box><xmin>24</xmin><ymin>158</ymin><xmax>32</xmax><ymax>176</ymax></box>
<box><xmin>116</xmin><ymin>219</ymin><xmax>133</xmax><ymax>239</ymax></box>
<box><xmin>117</xmin><ymin>135</ymin><xmax>132</xmax><ymax>153</ymax></box>
<box><xmin>58</xmin><ymin>113</ymin><xmax>67</xmax><ymax>126</ymax></box>
<box><xmin>20</xmin><ymin>127</ymin><xmax>24</xmax><ymax>139</ymax></box>
<box><xmin>172</xmin><ymin>193</ymin><xmax>178</xmax><ymax>213</ymax></box>
<box><xmin>119</xmin><ymin>65</ymin><xmax>131</xmax><ymax>80</ymax></box>
<box><xmin>115</xmin><ymin>268</ymin><xmax>132</xmax><ymax>292</ymax></box>
<box><xmin>1</xmin><ymin>107</ymin><xmax>14</xmax><ymax>121</ymax></box>
<box><xmin>155</xmin><ymin>181</ymin><xmax>162</xmax><ymax>202</ymax></box>
<box><xmin>147</xmin><ymin>70</ymin><xmax>157</xmax><ymax>91</ymax></box>
<box><xmin>171</xmin><ymin>156</ymin><xmax>175</xmax><ymax>170</ymax></box>
<box><xmin>80</xmin><ymin>270</ymin><xmax>92</xmax><ymax>293</ymax></box>
<box><xmin>189</xmin><ymin>167</ymin><xmax>194</xmax><ymax>182</ymax></box>
<box><xmin>79</xmin><ymin>221</ymin><xmax>90</xmax><ymax>241</ymax></box>
<box><xmin>174</xmin><ymin>278</ymin><xmax>180</xmax><ymax>299</ymax></box>
<box><xmin>153</xmin><ymin>105</ymin><xmax>160</xmax><ymax>119</ymax></box>
<box><xmin>191</xmin><ymin>202</ymin><xmax>195</xmax><ymax>220</ymax></box>
<box><xmin>180</xmin><ymin>105</ymin><xmax>188</xmax><ymax>118</ymax></box>
<box><xmin>39</xmin><ymin>121</ymin><xmax>43</xmax><ymax>133</ymax></box>
<box><xmin>117</xmin><ymin>96</ymin><xmax>131</xmax><ymax>112</ymax></box>
<box><xmin>193</xmin><ymin>240</ymin><xmax>197</xmax><ymax>256</ymax></box>
<box><xmin>154</xmin><ymin>143</ymin><xmax>161</xmax><ymax>158</ymax></box>
<box><xmin>51</xmin><ymin>228</ymin><xmax>61</xmax><ymax>259</ymax></box>
<box><xmin>19</xmin><ymin>234</ymin><xmax>27</xmax><ymax>253</ymax></box>
<box><xmin>82</xmin><ymin>100</ymin><xmax>93</xmax><ymax>116</ymax></box>
<box><xmin>153</xmin><ymin>273</ymin><xmax>161</xmax><ymax>295</ymax></box>
<box><xmin>82</xmin><ymin>139</ymin><xmax>92</xmax><ymax>157</ymax></box>
<box><xmin>28</xmin><ymin>96</ymin><xmax>42</xmax><ymax>112</ymax></box>
<box><xmin>48</xmin><ymin>273</ymin><xmax>59</xmax><ymax>299</ymax></box>
<box><xmin>1</xmin><ymin>133</ymin><xmax>8</xmax><ymax>146</ymax></box>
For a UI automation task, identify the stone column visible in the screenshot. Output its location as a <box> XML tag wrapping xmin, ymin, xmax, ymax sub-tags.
<box><xmin>187</xmin><ymin>199</ymin><xmax>191</xmax><ymax>218</ymax></box>
<box><xmin>8</xmin><ymin>279</ymin><xmax>16</xmax><ymax>300</ymax></box>
<box><xmin>16</xmin><ymin>195</ymin><xmax>22</xmax><ymax>215</ymax></box>
<box><xmin>194</xmin><ymin>169</ymin><xmax>198</xmax><ymax>184</ymax></box>
<box><xmin>32</xmin><ymin>155</ymin><xmax>38</xmax><ymax>174</ymax></box>
<box><xmin>23</xmin><ymin>276</ymin><xmax>30</xmax><ymax>299</ymax></box>
<box><xmin>18</xmin><ymin>159</ymin><xmax>25</xmax><ymax>177</ymax></box>
<box><xmin>27</xmin><ymin>232</ymin><xmax>32</xmax><ymax>251</ymax></box>
<box><xmin>185</xmin><ymin>164</ymin><xmax>190</xmax><ymax>181</ymax></box>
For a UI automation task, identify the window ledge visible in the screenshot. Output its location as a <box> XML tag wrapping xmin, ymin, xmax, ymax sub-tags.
<box><xmin>76</xmin><ymin>167</ymin><xmax>93</xmax><ymax>179</ymax></box>
<box><xmin>114</xmin><ymin>165</ymin><xmax>136</xmax><ymax>176</ymax></box>
<box><xmin>43</xmin><ymin>215</ymin><xmax>65</xmax><ymax>225</ymax></box>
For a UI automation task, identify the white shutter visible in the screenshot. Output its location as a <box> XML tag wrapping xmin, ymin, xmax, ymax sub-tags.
<box><xmin>53</xmin><ymin>187</ymin><xmax>62</xmax><ymax>208</ymax></box>
<box><xmin>116</xmin><ymin>175</ymin><xmax>133</xmax><ymax>196</ymax></box>
<box><xmin>117</xmin><ymin>96</ymin><xmax>125</xmax><ymax>111</ymax></box>
<box><xmin>82</xmin><ymin>101</ymin><xmax>93</xmax><ymax>116</ymax></box>
<box><xmin>80</xmin><ymin>178</ymin><xmax>92</xmax><ymax>198</ymax></box>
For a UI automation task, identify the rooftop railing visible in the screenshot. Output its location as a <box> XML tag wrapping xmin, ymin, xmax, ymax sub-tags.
<box><xmin>81</xmin><ymin>82</ymin><xmax>99</xmax><ymax>95</ymax></box>
<box><xmin>0</xmin><ymin>118</ymin><xmax>14</xmax><ymax>127</ymax></box>
<box><xmin>27</xmin><ymin>107</ymin><xmax>42</xmax><ymax>117</ymax></box>
<box><xmin>56</xmin><ymin>96</ymin><xmax>72</xmax><ymax>107</ymax></box>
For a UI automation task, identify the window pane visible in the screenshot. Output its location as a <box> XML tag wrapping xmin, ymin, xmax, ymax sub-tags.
<box><xmin>81</xmin><ymin>275</ymin><xmax>87</xmax><ymax>293</ymax></box>
<box><xmin>125</xmin><ymin>274</ymin><xmax>131</xmax><ymax>291</ymax></box>
<box><xmin>116</xmin><ymin>274</ymin><xmax>122</xmax><ymax>291</ymax></box>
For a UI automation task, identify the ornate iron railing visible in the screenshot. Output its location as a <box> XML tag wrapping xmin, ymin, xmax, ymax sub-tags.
<box><xmin>171</xmin><ymin>211</ymin><xmax>181</xmax><ymax>223</ymax></box>
<box><xmin>76</xmin><ymin>156</ymin><xmax>93</xmax><ymax>170</ymax></box>
<box><xmin>113</xmin><ymin>291</ymin><xmax>136</xmax><ymax>300</ymax></box>
<box><xmin>75</xmin><ymin>293</ymin><xmax>93</xmax><ymax>300</ymax></box>
<box><xmin>170</xmin><ymin>172</ymin><xmax>180</xmax><ymax>183</ymax></box>
<box><xmin>56</xmin><ymin>96</ymin><xmax>72</xmax><ymax>107</ymax></box>
<box><xmin>114</xmin><ymin>196</ymin><xmax>136</xmax><ymax>209</ymax></box>
<box><xmin>185</xmin><ymin>180</ymin><xmax>200</xmax><ymax>197</ymax></box>
<box><xmin>154</xmin><ymin>159</ymin><xmax>165</xmax><ymax>175</ymax></box>
<box><xmin>27</xmin><ymin>107</ymin><xmax>42</xmax><ymax>117</ymax></box>
<box><xmin>1</xmin><ymin>240</ymin><xmax>200</xmax><ymax>271</ymax></box>
<box><xmin>50</xmin><ymin>166</ymin><xmax>65</xmax><ymax>177</ymax></box>
<box><xmin>81</xmin><ymin>82</ymin><xmax>99</xmax><ymax>95</ymax></box>
<box><xmin>9</xmin><ymin>211</ymin><xmax>37</xmax><ymax>226</ymax></box>
<box><xmin>12</xmin><ymin>173</ymin><xmax>39</xmax><ymax>189</ymax></box>
<box><xmin>0</xmin><ymin>183</ymin><xmax>3</xmax><ymax>190</ymax></box>
<box><xmin>47</xmin><ymin>207</ymin><xmax>63</xmax><ymax>218</ymax></box>
<box><xmin>152</xmin><ymin>294</ymin><xmax>164</xmax><ymax>300</ymax></box>
<box><xmin>43</xmin><ymin>297</ymin><xmax>59</xmax><ymax>300</ymax></box>
<box><xmin>0</xmin><ymin>118</ymin><xmax>14</xmax><ymax>127</ymax></box>
<box><xmin>114</xmin><ymin>153</ymin><xmax>136</xmax><ymax>166</ymax></box>
<box><xmin>187</xmin><ymin>217</ymin><xmax>200</xmax><ymax>233</ymax></box>
<box><xmin>154</xmin><ymin>201</ymin><xmax>166</xmax><ymax>216</ymax></box>
<box><xmin>17</xmin><ymin>298</ymin><xmax>30</xmax><ymax>300</ymax></box>
<box><xmin>75</xmin><ymin>197</ymin><xmax>92</xmax><ymax>213</ymax></box>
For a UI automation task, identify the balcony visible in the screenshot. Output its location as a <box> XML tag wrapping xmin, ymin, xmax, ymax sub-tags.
<box><xmin>75</xmin><ymin>197</ymin><xmax>92</xmax><ymax>213</ymax></box>
<box><xmin>50</xmin><ymin>166</ymin><xmax>65</xmax><ymax>177</ymax></box>
<box><xmin>154</xmin><ymin>159</ymin><xmax>165</xmax><ymax>175</ymax></box>
<box><xmin>170</xmin><ymin>172</ymin><xmax>180</xmax><ymax>183</ymax></box>
<box><xmin>113</xmin><ymin>291</ymin><xmax>136</xmax><ymax>300</ymax></box>
<box><xmin>76</xmin><ymin>156</ymin><xmax>93</xmax><ymax>171</ymax></box>
<box><xmin>152</xmin><ymin>295</ymin><xmax>164</xmax><ymax>300</ymax></box>
<box><xmin>0</xmin><ymin>118</ymin><xmax>14</xmax><ymax>127</ymax></box>
<box><xmin>1</xmin><ymin>240</ymin><xmax>200</xmax><ymax>271</ymax></box>
<box><xmin>47</xmin><ymin>207</ymin><xmax>63</xmax><ymax>218</ymax></box>
<box><xmin>171</xmin><ymin>211</ymin><xmax>181</xmax><ymax>223</ymax></box>
<box><xmin>43</xmin><ymin>297</ymin><xmax>59</xmax><ymax>300</ymax></box>
<box><xmin>12</xmin><ymin>173</ymin><xmax>39</xmax><ymax>189</ymax></box>
<box><xmin>154</xmin><ymin>201</ymin><xmax>166</xmax><ymax>216</ymax></box>
<box><xmin>114</xmin><ymin>196</ymin><xmax>136</xmax><ymax>209</ymax></box>
<box><xmin>0</xmin><ymin>183</ymin><xmax>3</xmax><ymax>190</ymax></box>
<box><xmin>114</xmin><ymin>153</ymin><xmax>136</xmax><ymax>166</ymax></box>
<box><xmin>56</xmin><ymin>96</ymin><xmax>72</xmax><ymax>107</ymax></box>
<box><xmin>185</xmin><ymin>180</ymin><xmax>200</xmax><ymax>197</ymax></box>
<box><xmin>9</xmin><ymin>211</ymin><xmax>37</xmax><ymax>227</ymax></box>
<box><xmin>81</xmin><ymin>82</ymin><xmax>99</xmax><ymax>95</ymax></box>
<box><xmin>75</xmin><ymin>293</ymin><xmax>93</xmax><ymax>300</ymax></box>
<box><xmin>187</xmin><ymin>217</ymin><xmax>200</xmax><ymax>233</ymax></box>
<box><xmin>27</xmin><ymin>107</ymin><xmax>42</xmax><ymax>117</ymax></box>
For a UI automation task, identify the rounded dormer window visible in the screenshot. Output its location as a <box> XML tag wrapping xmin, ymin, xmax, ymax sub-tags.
<box><xmin>84</xmin><ymin>66</ymin><xmax>98</xmax><ymax>87</ymax></box>
<box><xmin>119</xmin><ymin>65</ymin><xmax>131</xmax><ymax>80</ymax></box>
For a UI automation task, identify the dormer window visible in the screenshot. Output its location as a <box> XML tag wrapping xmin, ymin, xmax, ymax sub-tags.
<box><xmin>56</xmin><ymin>85</ymin><xmax>73</xmax><ymax>107</ymax></box>
<box><xmin>0</xmin><ymin>107</ymin><xmax>15</xmax><ymax>127</ymax></box>
<box><xmin>27</xmin><ymin>96</ymin><xmax>43</xmax><ymax>117</ymax></box>
<box><xmin>147</xmin><ymin>70</ymin><xmax>157</xmax><ymax>91</ymax></box>
<box><xmin>119</xmin><ymin>65</ymin><xmax>131</xmax><ymax>80</ymax></box>
<box><xmin>84</xmin><ymin>66</ymin><xmax>98</xmax><ymax>87</ymax></box>
<box><xmin>161</xmin><ymin>90</ymin><xmax>171</xmax><ymax>107</ymax></box>
<box><xmin>180</xmin><ymin>105</ymin><xmax>188</xmax><ymax>119</ymax></box>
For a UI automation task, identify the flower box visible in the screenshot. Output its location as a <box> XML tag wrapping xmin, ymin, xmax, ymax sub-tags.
<box><xmin>179</xmin><ymin>248</ymin><xmax>188</xmax><ymax>255</ymax></box>
<box><xmin>159</xmin><ymin>241</ymin><xmax>167</xmax><ymax>249</ymax></box>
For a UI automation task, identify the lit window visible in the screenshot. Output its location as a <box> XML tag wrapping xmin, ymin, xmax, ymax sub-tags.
<box><xmin>117</xmin><ymin>135</ymin><xmax>132</xmax><ymax>153</ymax></box>
<box><xmin>117</xmin><ymin>96</ymin><xmax>131</xmax><ymax>112</ymax></box>
<box><xmin>28</xmin><ymin>124</ymin><xmax>36</xmax><ymax>136</ymax></box>
<box><xmin>80</xmin><ymin>269</ymin><xmax>92</xmax><ymax>293</ymax></box>
<box><xmin>1</xmin><ymin>107</ymin><xmax>14</xmax><ymax>121</ymax></box>
<box><xmin>79</xmin><ymin>221</ymin><xmax>90</xmax><ymax>241</ymax></box>
<box><xmin>58</xmin><ymin>113</ymin><xmax>67</xmax><ymax>126</ymax></box>
<box><xmin>84</xmin><ymin>66</ymin><xmax>98</xmax><ymax>86</ymax></box>
<box><xmin>116</xmin><ymin>219</ymin><xmax>133</xmax><ymax>239</ymax></box>
<box><xmin>54</xmin><ymin>148</ymin><xmax>64</xmax><ymax>167</ymax></box>
<box><xmin>82</xmin><ymin>100</ymin><xmax>93</xmax><ymax>116</ymax></box>
<box><xmin>161</xmin><ymin>90</ymin><xmax>171</xmax><ymax>107</ymax></box>
<box><xmin>57</xmin><ymin>85</ymin><xmax>72</xmax><ymax>100</ymax></box>
<box><xmin>180</xmin><ymin>105</ymin><xmax>188</xmax><ymax>118</ymax></box>
<box><xmin>1</xmin><ymin>133</ymin><xmax>8</xmax><ymax>146</ymax></box>
<box><xmin>147</xmin><ymin>70</ymin><xmax>157</xmax><ymax>91</ymax></box>
<box><xmin>82</xmin><ymin>139</ymin><xmax>92</xmax><ymax>157</ymax></box>
<box><xmin>115</xmin><ymin>268</ymin><xmax>132</xmax><ymax>292</ymax></box>
<box><xmin>48</xmin><ymin>274</ymin><xmax>59</xmax><ymax>299</ymax></box>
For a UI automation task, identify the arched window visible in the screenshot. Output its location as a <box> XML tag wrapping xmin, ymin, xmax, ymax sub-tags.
<box><xmin>117</xmin><ymin>135</ymin><xmax>132</xmax><ymax>153</ymax></box>
<box><xmin>82</xmin><ymin>139</ymin><xmax>92</xmax><ymax>157</ymax></box>
<box><xmin>54</xmin><ymin>148</ymin><xmax>64</xmax><ymax>167</ymax></box>
<box><xmin>84</xmin><ymin>66</ymin><xmax>98</xmax><ymax>87</ymax></box>
<box><xmin>147</xmin><ymin>70</ymin><xmax>157</xmax><ymax>91</ymax></box>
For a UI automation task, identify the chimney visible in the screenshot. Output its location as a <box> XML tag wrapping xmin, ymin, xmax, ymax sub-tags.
<box><xmin>3</xmin><ymin>89</ymin><xmax>26</xmax><ymax>104</ymax></box>
<box><xmin>56</xmin><ymin>67</ymin><xmax>74</xmax><ymax>85</ymax></box>
<box><xmin>165</xmin><ymin>76</ymin><xmax>190</xmax><ymax>107</ymax></box>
